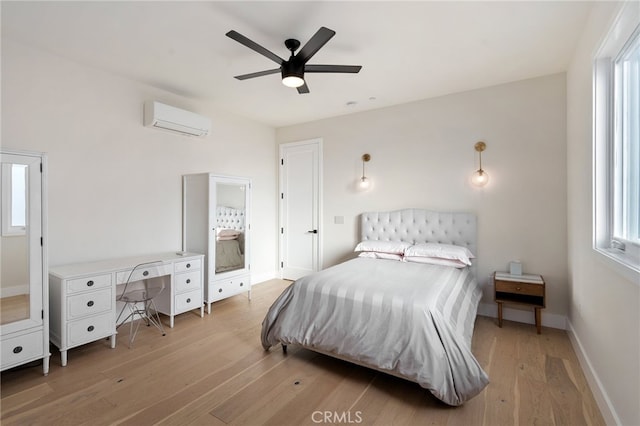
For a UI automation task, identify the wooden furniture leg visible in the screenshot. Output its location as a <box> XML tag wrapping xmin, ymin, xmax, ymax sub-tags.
<box><xmin>497</xmin><ymin>302</ymin><xmax>503</xmax><ymax>327</ymax></box>
<box><xmin>535</xmin><ymin>307</ymin><xmax>541</xmax><ymax>334</ymax></box>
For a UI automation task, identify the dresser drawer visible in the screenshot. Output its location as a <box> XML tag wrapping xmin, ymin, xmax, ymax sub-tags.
<box><xmin>211</xmin><ymin>275</ymin><xmax>250</xmax><ymax>302</ymax></box>
<box><xmin>67</xmin><ymin>288</ymin><xmax>112</xmax><ymax>319</ymax></box>
<box><xmin>115</xmin><ymin>263</ymin><xmax>172</xmax><ymax>284</ymax></box>
<box><xmin>174</xmin><ymin>259</ymin><xmax>201</xmax><ymax>273</ymax></box>
<box><xmin>175</xmin><ymin>289</ymin><xmax>202</xmax><ymax>313</ymax></box>
<box><xmin>175</xmin><ymin>271</ymin><xmax>201</xmax><ymax>293</ymax></box>
<box><xmin>495</xmin><ymin>280</ymin><xmax>544</xmax><ymax>297</ymax></box>
<box><xmin>67</xmin><ymin>274</ymin><xmax>112</xmax><ymax>293</ymax></box>
<box><xmin>67</xmin><ymin>312</ymin><xmax>114</xmax><ymax>347</ymax></box>
<box><xmin>1</xmin><ymin>330</ymin><xmax>44</xmax><ymax>369</ymax></box>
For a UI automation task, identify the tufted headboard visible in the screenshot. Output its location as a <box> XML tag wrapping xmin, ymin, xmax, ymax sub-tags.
<box><xmin>216</xmin><ymin>206</ymin><xmax>245</xmax><ymax>232</ymax></box>
<box><xmin>360</xmin><ymin>209</ymin><xmax>477</xmax><ymax>262</ymax></box>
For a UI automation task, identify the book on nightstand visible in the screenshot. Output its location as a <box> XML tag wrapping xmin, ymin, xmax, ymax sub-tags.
<box><xmin>495</xmin><ymin>272</ymin><xmax>544</xmax><ymax>284</ymax></box>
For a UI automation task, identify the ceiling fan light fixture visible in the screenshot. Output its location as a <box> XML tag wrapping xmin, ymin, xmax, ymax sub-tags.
<box><xmin>282</xmin><ymin>75</ymin><xmax>305</xmax><ymax>88</ymax></box>
<box><xmin>281</xmin><ymin>61</ymin><xmax>305</xmax><ymax>88</ymax></box>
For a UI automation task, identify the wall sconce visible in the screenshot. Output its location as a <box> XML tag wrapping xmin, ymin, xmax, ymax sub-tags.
<box><xmin>359</xmin><ymin>153</ymin><xmax>371</xmax><ymax>189</ymax></box>
<box><xmin>471</xmin><ymin>141</ymin><xmax>489</xmax><ymax>187</ymax></box>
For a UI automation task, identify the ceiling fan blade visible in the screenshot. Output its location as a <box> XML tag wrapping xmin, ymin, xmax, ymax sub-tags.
<box><xmin>296</xmin><ymin>27</ymin><xmax>336</xmax><ymax>64</ymax></box>
<box><xmin>297</xmin><ymin>82</ymin><xmax>310</xmax><ymax>94</ymax></box>
<box><xmin>226</xmin><ymin>30</ymin><xmax>285</xmax><ymax>65</ymax></box>
<box><xmin>305</xmin><ymin>64</ymin><xmax>362</xmax><ymax>74</ymax></box>
<box><xmin>234</xmin><ymin>68</ymin><xmax>281</xmax><ymax>80</ymax></box>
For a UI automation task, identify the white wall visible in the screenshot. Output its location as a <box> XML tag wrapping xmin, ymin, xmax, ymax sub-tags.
<box><xmin>277</xmin><ymin>74</ymin><xmax>568</xmax><ymax>327</ymax></box>
<box><xmin>1</xmin><ymin>39</ymin><xmax>279</xmax><ymax>282</ymax></box>
<box><xmin>566</xmin><ymin>3</ymin><xmax>640</xmax><ymax>425</ymax></box>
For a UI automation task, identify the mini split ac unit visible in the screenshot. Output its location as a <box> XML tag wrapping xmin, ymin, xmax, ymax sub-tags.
<box><xmin>143</xmin><ymin>101</ymin><xmax>211</xmax><ymax>137</ymax></box>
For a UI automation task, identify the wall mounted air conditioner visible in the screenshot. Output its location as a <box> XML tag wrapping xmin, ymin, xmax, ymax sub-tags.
<box><xmin>143</xmin><ymin>101</ymin><xmax>211</xmax><ymax>137</ymax></box>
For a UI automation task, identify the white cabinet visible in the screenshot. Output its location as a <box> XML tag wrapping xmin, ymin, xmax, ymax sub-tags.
<box><xmin>183</xmin><ymin>174</ymin><xmax>251</xmax><ymax>313</ymax></box>
<box><xmin>49</xmin><ymin>271</ymin><xmax>116</xmax><ymax>367</ymax></box>
<box><xmin>0</xmin><ymin>150</ymin><xmax>50</xmax><ymax>375</ymax></box>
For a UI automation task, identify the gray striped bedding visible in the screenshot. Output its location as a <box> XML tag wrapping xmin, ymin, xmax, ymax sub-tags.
<box><xmin>261</xmin><ymin>257</ymin><xmax>489</xmax><ymax>405</ymax></box>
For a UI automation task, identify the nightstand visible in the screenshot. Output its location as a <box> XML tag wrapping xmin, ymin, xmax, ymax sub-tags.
<box><xmin>494</xmin><ymin>271</ymin><xmax>545</xmax><ymax>334</ymax></box>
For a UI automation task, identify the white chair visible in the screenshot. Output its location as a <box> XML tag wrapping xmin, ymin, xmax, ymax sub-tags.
<box><xmin>116</xmin><ymin>261</ymin><xmax>166</xmax><ymax>348</ymax></box>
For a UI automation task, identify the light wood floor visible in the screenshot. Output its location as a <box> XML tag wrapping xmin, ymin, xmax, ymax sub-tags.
<box><xmin>1</xmin><ymin>294</ymin><xmax>29</xmax><ymax>325</ymax></box>
<box><xmin>1</xmin><ymin>279</ymin><xmax>604</xmax><ymax>425</ymax></box>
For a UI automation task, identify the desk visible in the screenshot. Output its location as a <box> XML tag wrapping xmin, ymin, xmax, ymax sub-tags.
<box><xmin>49</xmin><ymin>252</ymin><xmax>204</xmax><ymax>366</ymax></box>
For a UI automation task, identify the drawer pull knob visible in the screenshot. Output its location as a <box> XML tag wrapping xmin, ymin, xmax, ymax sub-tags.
<box><xmin>186</xmin><ymin>263</ymin><xmax>191</xmax><ymax>268</ymax></box>
<box><xmin>186</xmin><ymin>279</ymin><xmax>191</xmax><ymax>284</ymax></box>
<box><xmin>87</xmin><ymin>300</ymin><xmax>94</xmax><ymax>307</ymax></box>
<box><xmin>186</xmin><ymin>298</ymin><xmax>191</xmax><ymax>303</ymax></box>
<box><xmin>240</xmin><ymin>283</ymin><xmax>244</xmax><ymax>287</ymax></box>
<box><xmin>143</xmin><ymin>270</ymin><xmax>149</xmax><ymax>277</ymax></box>
<box><xmin>87</xmin><ymin>325</ymin><xmax>95</xmax><ymax>332</ymax></box>
<box><xmin>516</xmin><ymin>287</ymin><xmax>521</xmax><ymax>291</ymax></box>
<box><xmin>87</xmin><ymin>280</ymin><xmax>94</xmax><ymax>287</ymax></box>
<box><xmin>218</xmin><ymin>288</ymin><xmax>223</xmax><ymax>293</ymax></box>
<box><xmin>13</xmin><ymin>346</ymin><xmax>23</xmax><ymax>354</ymax></box>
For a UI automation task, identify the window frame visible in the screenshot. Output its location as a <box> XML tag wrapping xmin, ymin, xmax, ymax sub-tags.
<box><xmin>593</xmin><ymin>2</ymin><xmax>640</xmax><ymax>282</ymax></box>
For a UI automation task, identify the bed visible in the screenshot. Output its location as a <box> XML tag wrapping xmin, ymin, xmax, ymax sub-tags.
<box><xmin>215</xmin><ymin>206</ymin><xmax>245</xmax><ymax>273</ymax></box>
<box><xmin>261</xmin><ymin>209</ymin><xmax>489</xmax><ymax>406</ymax></box>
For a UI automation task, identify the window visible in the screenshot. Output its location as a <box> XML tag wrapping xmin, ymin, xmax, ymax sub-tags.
<box><xmin>593</xmin><ymin>3</ymin><xmax>640</xmax><ymax>278</ymax></box>
<box><xmin>1</xmin><ymin>163</ymin><xmax>28</xmax><ymax>236</ymax></box>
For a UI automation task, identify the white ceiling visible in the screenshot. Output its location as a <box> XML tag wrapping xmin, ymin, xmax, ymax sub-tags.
<box><xmin>1</xmin><ymin>1</ymin><xmax>593</xmax><ymax>128</ymax></box>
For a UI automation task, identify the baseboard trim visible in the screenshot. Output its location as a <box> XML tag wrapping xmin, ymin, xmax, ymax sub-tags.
<box><xmin>477</xmin><ymin>302</ymin><xmax>567</xmax><ymax>330</ymax></box>
<box><xmin>566</xmin><ymin>320</ymin><xmax>620</xmax><ymax>426</ymax></box>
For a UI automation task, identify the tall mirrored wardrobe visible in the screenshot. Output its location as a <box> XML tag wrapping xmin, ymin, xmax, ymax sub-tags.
<box><xmin>0</xmin><ymin>150</ymin><xmax>49</xmax><ymax>375</ymax></box>
<box><xmin>183</xmin><ymin>174</ymin><xmax>251</xmax><ymax>313</ymax></box>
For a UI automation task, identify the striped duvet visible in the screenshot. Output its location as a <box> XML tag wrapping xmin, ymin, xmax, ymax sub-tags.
<box><xmin>261</xmin><ymin>257</ymin><xmax>489</xmax><ymax>405</ymax></box>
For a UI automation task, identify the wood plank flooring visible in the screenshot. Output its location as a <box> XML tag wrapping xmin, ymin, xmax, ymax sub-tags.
<box><xmin>1</xmin><ymin>279</ymin><xmax>605</xmax><ymax>425</ymax></box>
<box><xmin>1</xmin><ymin>295</ymin><xmax>29</xmax><ymax>325</ymax></box>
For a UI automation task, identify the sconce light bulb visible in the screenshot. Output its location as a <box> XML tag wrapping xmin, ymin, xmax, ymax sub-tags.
<box><xmin>471</xmin><ymin>169</ymin><xmax>489</xmax><ymax>187</ymax></box>
<box><xmin>359</xmin><ymin>176</ymin><xmax>371</xmax><ymax>189</ymax></box>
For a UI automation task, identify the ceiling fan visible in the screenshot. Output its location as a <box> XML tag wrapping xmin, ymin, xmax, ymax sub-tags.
<box><xmin>226</xmin><ymin>27</ymin><xmax>362</xmax><ymax>94</ymax></box>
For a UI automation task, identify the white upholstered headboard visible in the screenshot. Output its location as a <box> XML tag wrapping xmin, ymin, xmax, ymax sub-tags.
<box><xmin>216</xmin><ymin>206</ymin><xmax>245</xmax><ymax>232</ymax></box>
<box><xmin>360</xmin><ymin>209</ymin><xmax>477</xmax><ymax>260</ymax></box>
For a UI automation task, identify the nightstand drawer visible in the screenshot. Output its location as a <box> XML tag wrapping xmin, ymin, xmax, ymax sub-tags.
<box><xmin>495</xmin><ymin>280</ymin><xmax>544</xmax><ymax>297</ymax></box>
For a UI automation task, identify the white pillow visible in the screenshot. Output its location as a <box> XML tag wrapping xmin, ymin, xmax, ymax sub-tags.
<box><xmin>358</xmin><ymin>251</ymin><xmax>403</xmax><ymax>261</ymax></box>
<box><xmin>404</xmin><ymin>256</ymin><xmax>468</xmax><ymax>268</ymax></box>
<box><xmin>404</xmin><ymin>243</ymin><xmax>475</xmax><ymax>266</ymax></box>
<box><xmin>354</xmin><ymin>240</ymin><xmax>412</xmax><ymax>255</ymax></box>
<box><xmin>217</xmin><ymin>228</ymin><xmax>240</xmax><ymax>238</ymax></box>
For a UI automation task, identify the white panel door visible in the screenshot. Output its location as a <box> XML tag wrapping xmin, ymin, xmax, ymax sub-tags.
<box><xmin>279</xmin><ymin>139</ymin><xmax>321</xmax><ymax>280</ymax></box>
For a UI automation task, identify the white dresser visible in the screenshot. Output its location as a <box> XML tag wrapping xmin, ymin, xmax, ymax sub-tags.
<box><xmin>49</xmin><ymin>252</ymin><xmax>204</xmax><ymax>366</ymax></box>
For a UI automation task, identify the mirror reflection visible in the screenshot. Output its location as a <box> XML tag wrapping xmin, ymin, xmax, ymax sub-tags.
<box><xmin>215</xmin><ymin>183</ymin><xmax>246</xmax><ymax>274</ymax></box>
<box><xmin>1</xmin><ymin>160</ymin><xmax>30</xmax><ymax>325</ymax></box>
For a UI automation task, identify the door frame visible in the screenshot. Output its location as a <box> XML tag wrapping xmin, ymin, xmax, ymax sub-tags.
<box><xmin>278</xmin><ymin>138</ymin><xmax>323</xmax><ymax>279</ymax></box>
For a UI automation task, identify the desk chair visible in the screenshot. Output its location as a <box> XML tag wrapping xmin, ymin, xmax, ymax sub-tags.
<box><xmin>116</xmin><ymin>261</ymin><xmax>166</xmax><ymax>348</ymax></box>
